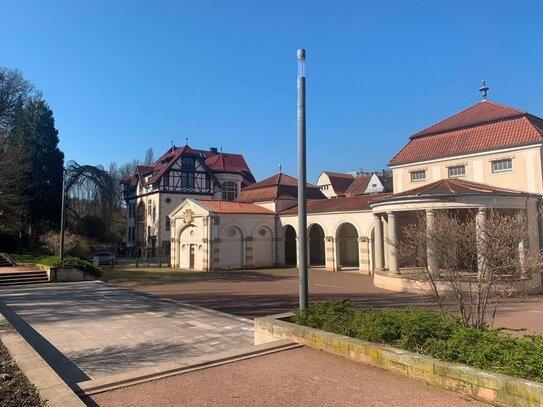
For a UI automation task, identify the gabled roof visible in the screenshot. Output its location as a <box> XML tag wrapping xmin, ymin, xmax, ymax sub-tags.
<box><xmin>236</xmin><ymin>173</ymin><xmax>326</xmax><ymax>203</ymax></box>
<box><xmin>389</xmin><ymin>101</ymin><xmax>543</xmax><ymax>166</ymax></box>
<box><xmin>127</xmin><ymin>144</ymin><xmax>256</xmax><ymax>188</ymax></box>
<box><xmin>344</xmin><ymin>175</ymin><xmax>371</xmax><ymax>197</ymax></box>
<box><xmin>321</xmin><ymin>171</ymin><xmax>356</xmax><ymax>196</ymax></box>
<box><xmin>197</xmin><ymin>200</ymin><xmax>274</xmax><ymax>214</ymax></box>
<box><xmin>377</xmin><ymin>178</ymin><xmax>533</xmax><ymax>202</ymax></box>
<box><xmin>280</xmin><ymin>193</ymin><xmax>392</xmax><ymax>215</ymax></box>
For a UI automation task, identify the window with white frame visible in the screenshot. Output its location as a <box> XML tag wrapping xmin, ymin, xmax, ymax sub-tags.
<box><xmin>492</xmin><ymin>159</ymin><xmax>512</xmax><ymax>173</ymax></box>
<box><xmin>410</xmin><ymin>170</ymin><xmax>426</xmax><ymax>182</ymax></box>
<box><xmin>448</xmin><ymin>165</ymin><xmax>465</xmax><ymax>178</ymax></box>
<box><xmin>222</xmin><ymin>181</ymin><xmax>238</xmax><ymax>201</ymax></box>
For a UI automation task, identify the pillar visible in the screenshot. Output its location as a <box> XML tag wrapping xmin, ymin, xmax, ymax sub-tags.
<box><xmin>476</xmin><ymin>208</ymin><xmax>486</xmax><ymax>276</ymax></box>
<box><xmin>387</xmin><ymin>212</ymin><xmax>399</xmax><ymax>274</ymax></box>
<box><xmin>212</xmin><ymin>238</ymin><xmax>221</xmax><ymax>271</ymax></box>
<box><xmin>373</xmin><ymin>214</ymin><xmax>384</xmax><ymax>271</ymax></box>
<box><xmin>426</xmin><ymin>209</ymin><xmax>438</xmax><ymax>275</ymax></box>
<box><xmin>325</xmin><ymin>236</ymin><xmax>335</xmax><ymax>271</ymax></box>
<box><xmin>245</xmin><ymin>237</ymin><xmax>254</xmax><ymax>268</ymax></box>
<box><xmin>359</xmin><ymin>237</ymin><xmax>370</xmax><ymax>274</ymax></box>
<box><xmin>383</xmin><ymin>216</ymin><xmax>389</xmax><ymax>270</ymax></box>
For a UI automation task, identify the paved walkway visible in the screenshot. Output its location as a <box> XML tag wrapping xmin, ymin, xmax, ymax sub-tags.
<box><xmin>87</xmin><ymin>346</ymin><xmax>489</xmax><ymax>407</ymax></box>
<box><xmin>105</xmin><ymin>266</ymin><xmax>543</xmax><ymax>333</ymax></box>
<box><xmin>0</xmin><ymin>281</ymin><xmax>253</xmax><ymax>389</ymax></box>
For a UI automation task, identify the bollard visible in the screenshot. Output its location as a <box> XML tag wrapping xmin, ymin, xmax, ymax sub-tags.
<box><xmin>159</xmin><ymin>257</ymin><xmax>162</xmax><ymax>268</ymax></box>
<box><xmin>136</xmin><ymin>257</ymin><xmax>139</xmax><ymax>268</ymax></box>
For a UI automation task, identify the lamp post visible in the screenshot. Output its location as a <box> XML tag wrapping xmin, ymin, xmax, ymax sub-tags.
<box><xmin>59</xmin><ymin>168</ymin><xmax>66</xmax><ymax>260</ymax></box>
<box><xmin>297</xmin><ymin>48</ymin><xmax>308</xmax><ymax>310</ymax></box>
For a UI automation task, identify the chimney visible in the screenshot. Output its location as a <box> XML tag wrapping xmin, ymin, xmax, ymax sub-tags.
<box><xmin>210</xmin><ymin>147</ymin><xmax>218</xmax><ymax>153</ymax></box>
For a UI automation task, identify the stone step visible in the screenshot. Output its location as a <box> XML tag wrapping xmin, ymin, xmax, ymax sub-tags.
<box><xmin>0</xmin><ymin>270</ymin><xmax>49</xmax><ymax>286</ymax></box>
<box><xmin>0</xmin><ymin>278</ymin><xmax>49</xmax><ymax>286</ymax></box>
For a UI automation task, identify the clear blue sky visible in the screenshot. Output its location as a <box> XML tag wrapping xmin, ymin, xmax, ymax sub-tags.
<box><xmin>2</xmin><ymin>1</ymin><xmax>543</xmax><ymax>182</ymax></box>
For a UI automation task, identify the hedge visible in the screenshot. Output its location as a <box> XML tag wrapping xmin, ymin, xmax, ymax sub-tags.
<box><xmin>39</xmin><ymin>255</ymin><xmax>103</xmax><ymax>278</ymax></box>
<box><xmin>292</xmin><ymin>300</ymin><xmax>543</xmax><ymax>382</ymax></box>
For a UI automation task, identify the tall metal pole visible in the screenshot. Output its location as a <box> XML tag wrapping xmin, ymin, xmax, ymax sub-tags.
<box><xmin>297</xmin><ymin>48</ymin><xmax>308</xmax><ymax>310</ymax></box>
<box><xmin>59</xmin><ymin>168</ymin><xmax>66</xmax><ymax>260</ymax></box>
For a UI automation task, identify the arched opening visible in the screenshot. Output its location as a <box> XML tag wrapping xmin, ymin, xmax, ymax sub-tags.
<box><xmin>253</xmin><ymin>225</ymin><xmax>274</xmax><ymax>267</ymax></box>
<box><xmin>284</xmin><ymin>225</ymin><xmax>297</xmax><ymax>266</ymax></box>
<box><xmin>337</xmin><ymin>223</ymin><xmax>359</xmax><ymax>270</ymax></box>
<box><xmin>308</xmin><ymin>224</ymin><xmax>325</xmax><ymax>266</ymax></box>
<box><xmin>179</xmin><ymin>225</ymin><xmax>200</xmax><ymax>269</ymax></box>
<box><xmin>220</xmin><ymin>225</ymin><xmax>244</xmax><ymax>269</ymax></box>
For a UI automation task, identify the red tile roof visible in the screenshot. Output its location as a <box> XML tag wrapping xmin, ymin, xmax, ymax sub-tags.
<box><xmin>138</xmin><ymin>145</ymin><xmax>255</xmax><ymax>187</ymax></box>
<box><xmin>321</xmin><ymin>172</ymin><xmax>355</xmax><ymax>196</ymax></box>
<box><xmin>377</xmin><ymin>178</ymin><xmax>530</xmax><ymax>201</ymax></box>
<box><xmin>196</xmin><ymin>200</ymin><xmax>274</xmax><ymax>214</ymax></box>
<box><xmin>205</xmin><ymin>153</ymin><xmax>240</xmax><ymax>173</ymax></box>
<box><xmin>237</xmin><ymin>173</ymin><xmax>326</xmax><ymax>203</ymax></box>
<box><xmin>344</xmin><ymin>175</ymin><xmax>371</xmax><ymax>197</ymax></box>
<box><xmin>280</xmin><ymin>193</ymin><xmax>392</xmax><ymax>215</ymax></box>
<box><xmin>389</xmin><ymin>101</ymin><xmax>543</xmax><ymax>166</ymax></box>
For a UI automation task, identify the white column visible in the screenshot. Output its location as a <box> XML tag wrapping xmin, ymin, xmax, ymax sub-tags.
<box><xmin>383</xmin><ymin>216</ymin><xmax>389</xmax><ymax>270</ymax></box>
<box><xmin>373</xmin><ymin>214</ymin><xmax>384</xmax><ymax>271</ymax></box>
<box><xmin>387</xmin><ymin>212</ymin><xmax>399</xmax><ymax>274</ymax></box>
<box><xmin>426</xmin><ymin>209</ymin><xmax>438</xmax><ymax>275</ymax></box>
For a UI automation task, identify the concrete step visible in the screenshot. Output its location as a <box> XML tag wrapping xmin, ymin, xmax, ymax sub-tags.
<box><xmin>0</xmin><ymin>253</ymin><xmax>13</xmax><ymax>266</ymax></box>
<box><xmin>0</xmin><ymin>270</ymin><xmax>49</xmax><ymax>286</ymax></box>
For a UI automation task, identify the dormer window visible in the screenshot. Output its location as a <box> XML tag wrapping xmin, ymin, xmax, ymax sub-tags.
<box><xmin>410</xmin><ymin>170</ymin><xmax>426</xmax><ymax>182</ymax></box>
<box><xmin>181</xmin><ymin>157</ymin><xmax>195</xmax><ymax>169</ymax></box>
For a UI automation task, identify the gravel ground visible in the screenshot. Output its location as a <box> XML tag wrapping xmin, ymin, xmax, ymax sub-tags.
<box><xmin>0</xmin><ymin>342</ymin><xmax>44</xmax><ymax>407</ymax></box>
<box><xmin>87</xmin><ymin>347</ymin><xmax>488</xmax><ymax>407</ymax></box>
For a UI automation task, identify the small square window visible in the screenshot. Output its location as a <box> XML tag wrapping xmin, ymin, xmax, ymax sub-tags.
<box><xmin>492</xmin><ymin>159</ymin><xmax>512</xmax><ymax>173</ymax></box>
<box><xmin>410</xmin><ymin>170</ymin><xmax>426</xmax><ymax>182</ymax></box>
<box><xmin>448</xmin><ymin>165</ymin><xmax>465</xmax><ymax>178</ymax></box>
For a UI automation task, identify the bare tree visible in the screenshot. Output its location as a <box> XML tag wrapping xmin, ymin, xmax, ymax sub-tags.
<box><xmin>40</xmin><ymin>230</ymin><xmax>79</xmax><ymax>255</ymax></box>
<box><xmin>0</xmin><ymin>67</ymin><xmax>34</xmax><ymax>137</ymax></box>
<box><xmin>399</xmin><ymin>209</ymin><xmax>541</xmax><ymax>329</ymax></box>
<box><xmin>144</xmin><ymin>147</ymin><xmax>154</xmax><ymax>166</ymax></box>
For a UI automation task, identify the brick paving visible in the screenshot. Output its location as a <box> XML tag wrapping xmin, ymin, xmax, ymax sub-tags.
<box><xmin>0</xmin><ymin>281</ymin><xmax>253</xmax><ymax>389</ymax></box>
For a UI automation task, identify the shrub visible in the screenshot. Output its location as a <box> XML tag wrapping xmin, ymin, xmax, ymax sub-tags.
<box><xmin>39</xmin><ymin>255</ymin><xmax>102</xmax><ymax>278</ymax></box>
<box><xmin>293</xmin><ymin>300</ymin><xmax>543</xmax><ymax>382</ymax></box>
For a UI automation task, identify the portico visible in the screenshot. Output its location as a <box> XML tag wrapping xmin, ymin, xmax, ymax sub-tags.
<box><xmin>369</xmin><ymin>178</ymin><xmax>542</xmax><ymax>292</ymax></box>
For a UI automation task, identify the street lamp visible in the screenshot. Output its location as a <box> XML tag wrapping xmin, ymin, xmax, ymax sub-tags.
<box><xmin>59</xmin><ymin>168</ymin><xmax>66</xmax><ymax>260</ymax></box>
<box><xmin>297</xmin><ymin>48</ymin><xmax>308</xmax><ymax>309</ymax></box>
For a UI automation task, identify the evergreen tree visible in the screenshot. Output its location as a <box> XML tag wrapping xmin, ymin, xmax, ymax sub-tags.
<box><xmin>9</xmin><ymin>95</ymin><xmax>64</xmax><ymax>243</ymax></box>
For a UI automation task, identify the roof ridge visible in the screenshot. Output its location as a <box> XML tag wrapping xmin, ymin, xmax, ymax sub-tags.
<box><xmin>411</xmin><ymin>101</ymin><xmax>526</xmax><ymax>139</ymax></box>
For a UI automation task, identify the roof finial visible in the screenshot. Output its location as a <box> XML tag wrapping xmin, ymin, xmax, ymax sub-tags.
<box><xmin>279</xmin><ymin>163</ymin><xmax>282</xmax><ymax>173</ymax></box>
<box><xmin>185</xmin><ymin>137</ymin><xmax>188</xmax><ymax>145</ymax></box>
<box><xmin>479</xmin><ymin>80</ymin><xmax>489</xmax><ymax>101</ymax></box>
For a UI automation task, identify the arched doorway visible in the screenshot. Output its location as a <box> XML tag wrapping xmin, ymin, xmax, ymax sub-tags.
<box><xmin>221</xmin><ymin>225</ymin><xmax>244</xmax><ymax>269</ymax></box>
<box><xmin>337</xmin><ymin>223</ymin><xmax>359</xmax><ymax>270</ymax></box>
<box><xmin>308</xmin><ymin>224</ymin><xmax>325</xmax><ymax>266</ymax></box>
<box><xmin>178</xmin><ymin>225</ymin><xmax>200</xmax><ymax>269</ymax></box>
<box><xmin>284</xmin><ymin>225</ymin><xmax>297</xmax><ymax>266</ymax></box>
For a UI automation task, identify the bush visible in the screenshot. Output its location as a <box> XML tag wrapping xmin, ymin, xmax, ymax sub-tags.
<box><xmin>292</xmin><ymin>300</ymin><xmax>543</xmax><ymax>382</ymax></box>
<box><xmin>39</xmin><ymin>255</ymin><xmax>102</xmax><ymax>278</ymax></box>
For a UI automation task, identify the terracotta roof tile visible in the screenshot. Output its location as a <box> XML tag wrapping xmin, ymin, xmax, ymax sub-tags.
<box><xmin>204</xmin><ymin>153</ymin><xmax>240</xmax><ymax>173</ymax></box>
<box><xmin>280</xmin><ymin>193</ymin><xmax>391</xmax><ymax>215</ymax></box>
<box><xmin>237</xmin><ymin>173</ymin><xmax>326</xmax><ymax>203</ymax></box>
<box><xmin>379</xmin><ymin>178</ymin><xmax>529</xmax><ymax>201</ymax></box>
<box><xmin>322</xmin><ymin>172</ymin><xmax>355</xmax><ymax>195</ymax></box>
<box><xmin>196</xmin><ymin>200</ymin><xmax>274</xmax><ymax>214</ymax></box>
<box><xmin>389</xmin><ymin>102</ymin><xmax>543</xmax><ymax>166</ymax></box>
<box><xmin>344</xmin><ymin>176</ymin><xmax>371</xmax><ymax>197</ymax></box>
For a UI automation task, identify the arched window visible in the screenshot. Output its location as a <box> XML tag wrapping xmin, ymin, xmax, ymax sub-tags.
<box><xmin>222</xmin><ymin>181</ymin><xmax>238</xmax><ymax>201</ymax></box>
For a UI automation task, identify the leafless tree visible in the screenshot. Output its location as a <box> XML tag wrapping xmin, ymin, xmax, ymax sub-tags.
<box><xmin>144</xmin><ymin>147</ymin><xmax>154</xmax><ymax>166</ymax></box>
<box><xmin>399</xmin><ymin>209</ymin><xmax>541</xmax><ymax>329</ymax></box>
<box><xmin>0</xmin><ymin>68</ymin><xmax>34</xmax><ymax>137</ymax></box>
<box><xmin>40</xmin><ymin>230</ymin><xmax>79</xmax><ymax>255</ymax></box>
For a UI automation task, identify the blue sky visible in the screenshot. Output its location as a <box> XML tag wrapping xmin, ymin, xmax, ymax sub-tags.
<box><xmin>2</xmin><ymin>1</ymin><xmax>543</xmax><ymax>182</ymax></box>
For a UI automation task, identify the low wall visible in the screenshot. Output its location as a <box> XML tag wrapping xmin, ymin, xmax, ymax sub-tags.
<box><xmin>38</xmin><ymin>265</ymin><xmax>96</xmax><ymax>282</ymax></box>
<box><xmin>255</xmin><ymin>314</ymin><xmax>543</xmax><ymax>407</ymax></box>
<box><xmin>373</xmin><ymin>270</ymin><xmax>543</xmax><ymax>295</ymax></box>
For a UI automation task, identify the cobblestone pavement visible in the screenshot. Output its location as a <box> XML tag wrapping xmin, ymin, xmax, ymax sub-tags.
<box><xmin>0</xmin><ymin>281</ymin><xmax>253</xmax><ymax>388</ymax></box>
